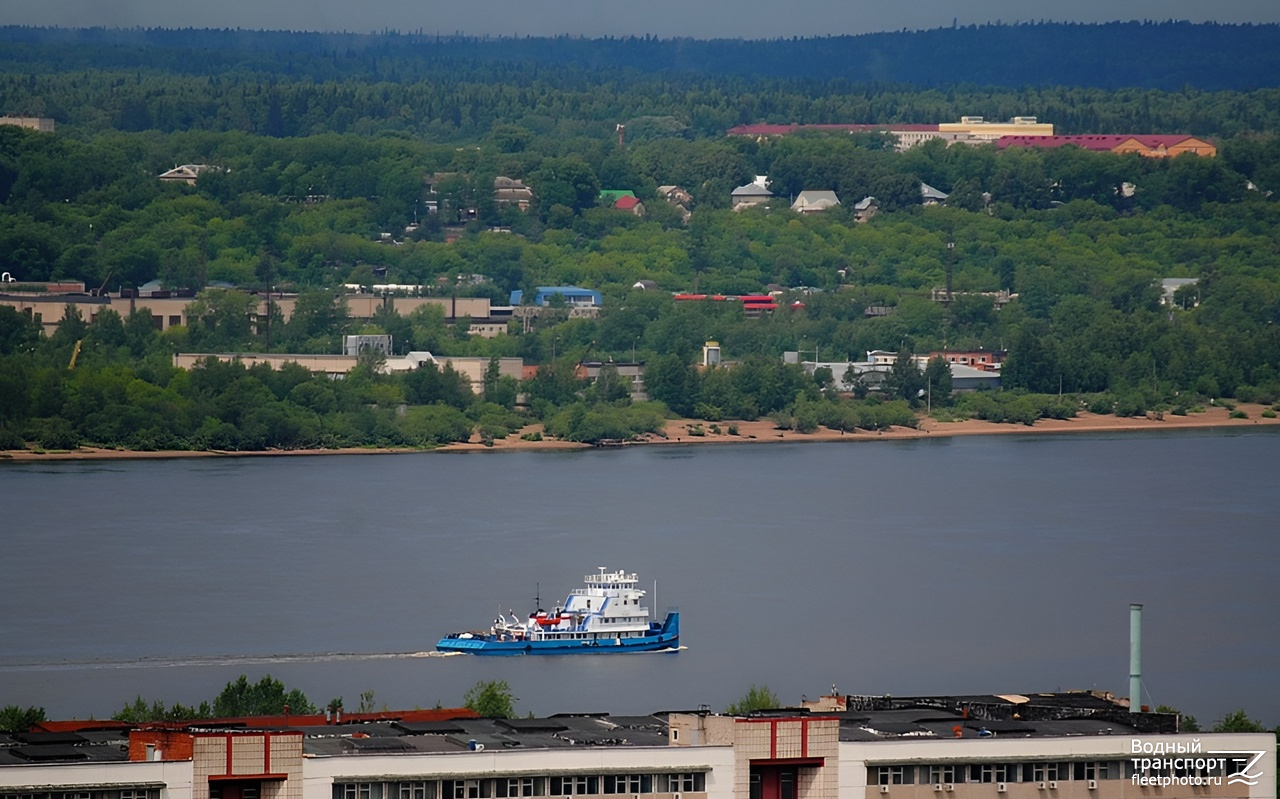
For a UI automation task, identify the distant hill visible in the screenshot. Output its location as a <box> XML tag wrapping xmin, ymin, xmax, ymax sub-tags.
<box><xmin>0</xmin><ymin>21</ymin><xmax>1279</xmax><ymax>91</ymax></box>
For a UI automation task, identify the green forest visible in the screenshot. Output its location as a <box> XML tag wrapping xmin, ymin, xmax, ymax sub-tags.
<box><xmin>1</xmin><ymin>29</ymin><xmax>1279</xmax><ymax>451</ymax></box>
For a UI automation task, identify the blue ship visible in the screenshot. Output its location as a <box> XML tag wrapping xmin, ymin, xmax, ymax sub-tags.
<box><xmin>436</xmin><ymin>567</ymin><xmax>680</xmax><ymax>655</ymax></box>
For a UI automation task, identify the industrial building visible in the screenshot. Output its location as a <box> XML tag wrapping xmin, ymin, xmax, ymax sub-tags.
<box><xmin>2</xmin><ymin>692</ymin><xmax>1273</xmax><ymax>799</ymax></box>
<box><xmin>0</xmin><ymin>286</ymin><xmax>510</xmax><ymax>338</ymax></box>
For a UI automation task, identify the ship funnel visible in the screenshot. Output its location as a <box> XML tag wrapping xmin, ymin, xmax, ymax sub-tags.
<box><xmin>1129</xmin><ymin>603</ymin><xmax>1143</xmax><ymax>712</ymax></box>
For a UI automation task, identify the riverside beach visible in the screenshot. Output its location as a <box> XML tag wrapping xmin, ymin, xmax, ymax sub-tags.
<box><xmin>3</xmin><ymin>403</ymin><xmax>1277</xmax><ymax>461</ymax></box>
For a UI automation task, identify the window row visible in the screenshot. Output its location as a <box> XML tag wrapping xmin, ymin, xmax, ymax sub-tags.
<box><xmin>3</xmin><ymin>789</ymin><xmax>157</xmax><ymax>799</ymax></box>
<box><xmin>873</xmin><ymin>762</ymin><xmax>1129</xmax><ymax>786</ymax></box>
<box><xmin>335</xmin><ymin>773</ymin><xmax>705</xmax><ymax>799</ymax></box>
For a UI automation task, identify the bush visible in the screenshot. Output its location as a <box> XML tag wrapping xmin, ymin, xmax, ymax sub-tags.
<box><xmin>1086</xmin><ymin>393</ymin><xmax>1117</xmax><ymax>414</ymax></box>
<box><xmin>1195</xmin><ymin>375</ymin><xmax>1220</xmax><ymax>398</ymax></box>
<box><xmin>793</xmin><ymin>402</ymin><xmax>820</xmax><ymax>433</ymax></box>
<box><xmin>128</xmin><ymin>428</ymin><xmax>187</xmax><ymax>452</ymax></box>
<box><xmin>520</xmin><ymin>431</ymin><xmax>543</xmax><ymax>441</ymax></box>
<box><xmin>857</xmin><ymin>399</ymin><xmax>916</xmax><ymax>429</ymax></box>
<box><xmin>397</xmin><ymin>404</ymin><xmax>474</xmax><ymax>446</ymax></box>
<box><xmin>952</xmin><ymin>392</ymin><xmax>1072</xmax><ymax>426</ymax></box>
<box><xmin>693</xmin><ymin>402</ymin><xmax>722</xmax><ymax>421</ymax></box>
<box><xmin>1234</xmin><ymin>384</ymin><xmax>1280</xmax><ymax>405</ymax></box>
<box><xmin>1262</xmin><ymin>409</ymin><xmax>1276</xmax><ymax>418</ymax></box>
<box><xmin>1113</xmin><ymin>393</ymin><xmax>1147</xmax><ymax>417</ymax></box>
<box><xmin>469</xmin><ymin>402</ymin><xmax>524</xmax><ymax>439</ymax></box>
<box><xmin>1230</xmin><ymin>409</ymin><xmax>1248</xmax><ymax>419</ymax></box>
<box><xmin>193</xmin><ymin>419</ymin><xmax>245</xmax><ymax>451</ymax></box>
<box><xmin>543</xmin><ymin>401</ymin><xmax>665</xmax><ymax>443</ymax></box>
<box><xmin>38</xmin><ymin>420</ymin><xmax>81</xmax><ymax>450</ymax></box>
<box><xmin>1040</xmin><ymin>398</ymin><xmax>1078</xmax><ymax>420</ymax></box>
<box><xmin>1005</xmin><ymin>396</ymin><xmax>1041</xmax><ymax>426</ymax></box>
<box><xmin>0</xmin><ymin>428</ymin><xmax>26</xmax><ymax>450</ymax></box>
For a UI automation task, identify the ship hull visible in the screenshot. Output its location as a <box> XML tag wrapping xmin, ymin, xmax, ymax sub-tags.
<box><xmin>437</xmin><ymin>612</ymin><xmax>679</xmax><ymax>656</ymax></box>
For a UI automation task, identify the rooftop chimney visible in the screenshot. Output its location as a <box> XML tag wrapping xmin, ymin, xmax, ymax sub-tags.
<box><xmin>1129</xmin><ymin>603</ymin><xmax>1143</xmax><ymax>712</ymax></box>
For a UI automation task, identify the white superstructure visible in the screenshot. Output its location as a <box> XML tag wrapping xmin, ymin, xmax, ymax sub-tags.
<box><xmin>491</xmin><ymin>567</ymin><xmax>654</xmax><ymax>641</ymax></box>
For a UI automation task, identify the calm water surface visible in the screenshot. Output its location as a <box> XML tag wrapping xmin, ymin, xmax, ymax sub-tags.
<box><xmin>2</xmin><ymin>429</ymin><xmax>1277</xmax><ymax>724</ymax></box>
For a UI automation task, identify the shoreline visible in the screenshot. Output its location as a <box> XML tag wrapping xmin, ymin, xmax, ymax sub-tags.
<box><xmin>2</xmin><ymin>404</ymin><xmax>1276</xmax><ymax>462</ymax></box>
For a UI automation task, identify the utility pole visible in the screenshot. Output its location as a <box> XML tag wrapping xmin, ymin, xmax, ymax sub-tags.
<box><xmin>945</xmin><ymin>240</ymin><xmax>955</xmax><ymax>302</ymax></box>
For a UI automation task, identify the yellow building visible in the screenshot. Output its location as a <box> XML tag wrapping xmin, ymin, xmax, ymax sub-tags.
<box><xmin>0</xmin><ymin>116</ymin><xmax>55</xmax><ymax>132</ymax></box>
<box><xmin>939</xmin><ymin>116</ymin><xmax>1055</xmax><ymax>141</ymax></box>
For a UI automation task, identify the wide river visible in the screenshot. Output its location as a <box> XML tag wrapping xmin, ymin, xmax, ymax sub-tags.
<box><xmin>2</xmin><ymin>428</ymin><xmax>1277</xmax><ymax>726</ymax></box>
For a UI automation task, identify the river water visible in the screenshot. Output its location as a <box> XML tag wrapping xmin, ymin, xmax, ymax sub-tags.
<box><xmin>2</xmin><ymin>429</ymin><xmax>1277</xmax><ymax>725</ymax></box>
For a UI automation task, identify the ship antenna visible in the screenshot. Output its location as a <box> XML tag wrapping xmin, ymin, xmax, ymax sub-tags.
<box><xmin>535</xmin><ymin>582</ymin><xmax>541</xmax><ymax>610</ymax></box>
<box><xmin>653</xmin><ymin>579</ymin><xmax>658</xmax><ymax>617</ymax></box>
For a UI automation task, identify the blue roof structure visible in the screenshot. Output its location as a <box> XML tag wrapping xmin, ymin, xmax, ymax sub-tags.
<box><xmin>510</xmin><ymin>286</ymin><xmax>603</xmax><ymax>307</ymax></box>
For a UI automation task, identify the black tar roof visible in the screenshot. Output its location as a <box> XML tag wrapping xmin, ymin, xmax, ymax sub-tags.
<box><xmin>303</xmin><ymin>715</ymin><xmax>671</xmax><ymax>757</ymax></box>
<box><xmin>0</xmin><ymin>693</ymin><xmax>1176</xmax><ymax>766</ymax></box>
<box><xmin>834</xmin><ymin>691</ymin><xmax>1171</xmax><ymax>741</ymax></box>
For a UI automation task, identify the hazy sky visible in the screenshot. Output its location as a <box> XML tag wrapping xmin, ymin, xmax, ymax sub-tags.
<box><xmin>3</xmin><ymin>0</ymin><xmax>1278</xmax><ymax>38</ymax></box>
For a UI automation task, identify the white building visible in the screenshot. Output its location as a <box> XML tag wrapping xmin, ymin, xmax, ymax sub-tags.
<box><xmin>2</xmin><ymin>693</ymin><xmax>1273</xmax><ymax>799</ymax></box>
<box><xmin>1</xmin><ymin>691</ymin><xmax>1275</xmax><ymax>799</ymax></box>
<box><xmin>791</xmin><ymin>191</ymin><xmax>841</xmax><ymax>214</ymax></box>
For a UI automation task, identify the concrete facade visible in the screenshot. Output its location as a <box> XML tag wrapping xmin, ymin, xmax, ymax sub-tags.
<box><xmin>170</xmin><ymin>353</ymin><xmax>523</xmax><ymax>392</ymax></box>
<box><xmin>576</xmin><ymin>361</ymin><xmax>648</xmax><ymax>400</ymax></box>
<box><xmin>0</xmin><ymin>117</ymin><xmax>55</xmax><ymax>132</ymax></box>
<box><xmin>848</xmin><ymin>732</ymin><xmax>1271</xmax><ymax>799</ymax></box>
<box><xmin>172</xmin><ymin>353</ymin><xmax>359</xmax><ymax>378</ymax></box>
<box><xmin>0</xmin><ymin>718</ymin><xmax>1273</xmax><ymax>799</ymax></box>
<box><xmin>0</xmin><ymin>293</ymin><xmax>504</xmax><ymax>338</ymax></box>
<box><xmin>938</xmin><ymin>118</ymin><xmax>1054</xmax><ymax>141</ymax></box>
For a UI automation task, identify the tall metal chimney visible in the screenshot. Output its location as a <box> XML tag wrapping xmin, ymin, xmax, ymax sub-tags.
<box><xmin>1129</xmin><ymin>603</ymin><xmax>1143</xmax><ymax>712</ymax></box>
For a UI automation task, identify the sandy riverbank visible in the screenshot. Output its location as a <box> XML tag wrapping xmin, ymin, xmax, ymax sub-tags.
<box><xmin>6</xmin><ymin>404</ymin><xmax>1275</xmax><ymax>462</ymax></box>
<box><xmin>438</xmin><ymin>402</ymin><xmax>1280</xmax><ymax>452</ymax></box>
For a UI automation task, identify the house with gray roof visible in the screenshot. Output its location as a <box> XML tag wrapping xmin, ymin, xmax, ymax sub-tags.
<box><xmin>731</xmin><ymin>178</ymin><xmax>772</xmax><ymax>210</ymax></box>
<box><xmin>920</xmin><ymin>182</ymin><xmax>949</xmax><ymax>205</ymax></box>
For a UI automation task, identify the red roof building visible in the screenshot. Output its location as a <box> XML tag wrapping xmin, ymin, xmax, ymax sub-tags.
<box><xmin>614</xmin><ymin>195</ymin><xmax>645</xmax><ymax>215</ymax></box>
<box><xmin>33</xmin><ymin>707</ymin><xmax>479</xmax><ymax>736</ymax></box>
<box><xmin>673</xmin><ymin>293</ymin><xmax>777</xmax><ymax>316</ymax></box>
<box><xmin>997</xmin><ymin>134</ymin><xmax>1215</xmax><ymax>157</ymax></box>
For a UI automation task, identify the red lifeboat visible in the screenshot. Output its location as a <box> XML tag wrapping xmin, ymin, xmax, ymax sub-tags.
<box><xmin>533</xmin><ymin>611</ymin><xmax>564</xmax><ymax>627</ymax></box>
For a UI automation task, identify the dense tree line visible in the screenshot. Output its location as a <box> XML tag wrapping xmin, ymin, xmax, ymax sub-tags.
<box><xmin>2</xmin><ymin>22</ymin><xmax>1279</xmax><ymax>92</ymax></box>
<box><xmin>3</xmin><ymin>68</ymin><xmax>1280</xmax><ymax>142</ymax></box>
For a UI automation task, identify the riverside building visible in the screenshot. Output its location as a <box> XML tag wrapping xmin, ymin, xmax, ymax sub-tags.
<box><xmin>2</xmin><ymin>693</ymin><xmax>1273</xmax><ymax>799</ymax></box>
